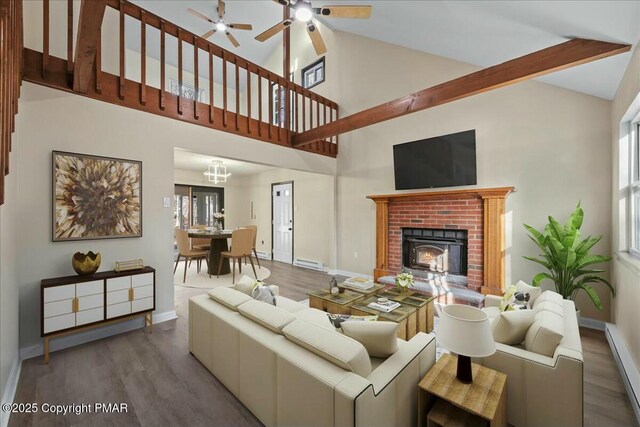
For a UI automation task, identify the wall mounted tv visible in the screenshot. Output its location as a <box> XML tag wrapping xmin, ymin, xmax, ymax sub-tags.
<box><xmin>393</xmin><ymin>130</ymin><xmax>477</xmax><ymax>190</ymax></box>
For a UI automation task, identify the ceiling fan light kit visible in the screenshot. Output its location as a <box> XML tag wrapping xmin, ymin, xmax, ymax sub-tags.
<box><xmin>187</xmin><ymin>0</ymin><xmax>252</xmax><ymax>48</ymax></box>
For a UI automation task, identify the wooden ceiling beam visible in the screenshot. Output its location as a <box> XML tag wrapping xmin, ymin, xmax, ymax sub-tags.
<box><xmin>72</xmin><ymin>0</ymin><xmax>107</xmax><ymax>93</ymax></box>
<box><xmin>292</xmin><ymin>38</ymin><xmax>631</xmax><ymax>147</ymax></box>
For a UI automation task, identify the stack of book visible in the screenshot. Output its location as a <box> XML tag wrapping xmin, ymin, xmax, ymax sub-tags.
<box><xmin>342</xmin><ymin>277</ymin><xmax>374</xmax><ymax>291</ymax></box>
<box><xmin>367</xmin><ymin>300</ymin><xmax>401</xmax><ymax>313</ymax></box>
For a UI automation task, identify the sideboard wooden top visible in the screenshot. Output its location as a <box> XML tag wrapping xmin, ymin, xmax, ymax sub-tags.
<box><xmin>367</xmin><ymin>187</ymin><xmax>515</xmax><ymax>202</ymax></box>
<box><xmin>41</xmin><ymin>266</ymin><xmax>155</xmax><ymax>287</ymax></box>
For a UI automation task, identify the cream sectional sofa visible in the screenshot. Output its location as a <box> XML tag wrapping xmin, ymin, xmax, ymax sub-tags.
<box><xmin>189</xmin><ymin>286</ymin><xmax>436</xmax><ymax>427</ymax></box>
<box><xmin>477</xmin><ymin>291</ymin><xmax>583</xmax><ymax>427</ymax></box>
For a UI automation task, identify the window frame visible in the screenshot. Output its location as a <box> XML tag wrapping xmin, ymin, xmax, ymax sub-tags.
<box><xmin>630</xmin><ymin>120</ymin><xmax>640</xmax><ymax>259</ymax></box>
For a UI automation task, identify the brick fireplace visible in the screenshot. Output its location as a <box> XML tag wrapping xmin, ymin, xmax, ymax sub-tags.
<box><xmin>368</xmin><ymin>187</ymin><xmax>514</xmax><ymax>296</ymax></box>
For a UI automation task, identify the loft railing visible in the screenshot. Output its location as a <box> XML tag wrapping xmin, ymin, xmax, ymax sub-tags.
<box><xmin>23</xmin><ymin>0</ymin><xmax>338</xmax><ymax>157</ymax></box>
<box><xmin>0</xmin><ymin>0</ymin><xmax>23</xmax><ymax>205</ymax></box>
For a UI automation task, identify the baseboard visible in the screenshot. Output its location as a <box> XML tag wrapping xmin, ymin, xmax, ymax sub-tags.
<box><xmin>606</xmin><ymin>323</ymin><xmax>640</xmax><ymax>424</ymax></box>
<box><xmin>19</xmin><ymin>310</ymin><xmax>177</xmax><ymax>360</ymax></box>
<box><xmin>579</xmin><ymin>316</ymin><xmax>606</xmax><ymax>331</ymax></box>
<box><xmin>326</xmin><ymin>269</ymin><xmax>372</xmax><ymax>279</ymax></box>
<box><xmin>0</xmin><ymin>358</ymin><xmax>22</xmax><ymax>427</ymax></box>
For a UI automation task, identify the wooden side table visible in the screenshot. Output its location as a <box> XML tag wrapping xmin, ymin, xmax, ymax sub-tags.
<box><xmin>418</xmin><ymin>354</ymin><xmax>507</xmax><ymax>427</ymax></box>
<box><xmin>308</xmin><ymin>289</ymin><xmax>363</xmax><ymax>315</ymax></box>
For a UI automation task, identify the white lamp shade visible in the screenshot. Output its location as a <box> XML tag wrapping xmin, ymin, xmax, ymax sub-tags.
<box><xmin>437</xmin><ymin>304</ymin><xmax>496</xmax><ymax>358</ymax></box>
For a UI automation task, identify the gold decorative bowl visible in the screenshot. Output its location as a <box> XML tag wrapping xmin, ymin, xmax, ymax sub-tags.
<box><xmin>72</xmin><ymin>251</ymin><xmax>101</xmax><ymax>276</ymax></box>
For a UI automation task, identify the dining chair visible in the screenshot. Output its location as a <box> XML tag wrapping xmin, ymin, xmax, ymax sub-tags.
<box><xmin>244</xmin><ymin>225</ymin><xmax>261</xmax><ymax>269</ymax></box>
<box><xmin>174</xmin><ymin>229</ymin><xmax>208</xmax><ymax>283</ymax></box>
<box><xmin>191</xmin><ymin>236</ymin><xmax>211</xmax><ymax>251</ymax></box>
<box><xmin>218</xmin><ymin>228</ymin><xmax>256</xmax><ymax>284</ymax></box>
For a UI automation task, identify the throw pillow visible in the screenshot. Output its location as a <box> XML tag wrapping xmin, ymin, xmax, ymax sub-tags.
<box><xmin>234</xmin><ymin>275</ymin><xmax>257</xmax><ymax>296</ymax></box>
<box><xmin>252</xmin><ymin>284</ymin><xmax>276</xmax><ymax>306</ymax></box>
<box><xmin>524</xmin><ymin>310</ymin><xmax>564</xmax><ymax>357</ymax></box>
<box><xmin>515</xmin><ymin>280</ymin><xmax>542</xmax><ymax>305</ymax></box>
<box><xmin>491</xmin><ymin>309</ymin><xmax>536</xmax><ymax>345</ymax></box>
<box><xmin>340</xmin><ymin>321</ymin><xmax>399</xmax><ymax>358</ymax></box>
<box><xmin>533</xmin><ymin>290</ymin><xmax>564</xmax><ymax>309</ymax></box>
<box><xmin>326</xmin><ymin>313</ymin><xmax>378</xmax><ymax>329</ymax></box>
<box><xmin>499</xmin><ymin>285</ymin><xmax>518</xmax><ymax>312</ymax></box>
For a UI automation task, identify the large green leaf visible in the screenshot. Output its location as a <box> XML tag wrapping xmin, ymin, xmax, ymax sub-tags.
<box><xmin>575</xmin><ymin>254</ymin><xmax>612</xmax><ymax>270</ymax></box>
<box><xmin>575</xmin><ymin>236</ymin><xmax>602</xmax><ymax>256</ymax></box>
<box><xmin>562</xmin><ymin>228</ymin><xmax>580</xmax><ymax>250</ymax></box>
<box><xmin>524</xmin><ymin>224</ymin><xmax>545</xmax><ymax>246</ymax></box>
<box><xmin>547</xmin><ymin>216</ymin><xmax>565</xmax><ymax>241</ymax></box>
<box><xmin>527</xmin><ymin>234</ymin><xmax>548</xmax><ymax>252</ymax></box>
<box><xmin>577</xmin><ymin>275</ymin><xmax>616</xmax><ymax>297</ymax></box>
<box><xmin>580</xmin><ymin>285</ymin><xmax>603</xmax><ymax>311</ymax></box>
<box><xmin>559</xmin><ymin>248</ymin><xmax>577</xmax><ymax>270</ymax></box>
<box><xmin>532</xmin><ymin>272</ymin><xmax>554</xmax><ymax>287</ymax></box>
<box><xmin>569</xmin><ymin>203</ymin><xmax>584</xmax><ymax>230</ymax></box>
<box><xmin>523</xmin><ymin>256</ymin><xmax>553</xmax><ymax>270</ymax></box>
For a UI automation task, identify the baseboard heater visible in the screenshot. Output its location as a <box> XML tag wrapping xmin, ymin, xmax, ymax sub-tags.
<box><xmin>255</xmin><ymin>251</ymin><xmax>271</xmax><ymax>260</ymax></box>
<box><xmin>606</xmin><ymin>323</ymin><xmax>640</xmax><ymax>424</ymax></box>
<box><xmin>294</xmin><ymin>258</ymin><xmax>325</xmax><ymax>271</ymax></box>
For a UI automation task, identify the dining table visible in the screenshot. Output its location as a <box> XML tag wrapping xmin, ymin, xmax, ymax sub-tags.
<box><xmin>188</xmin><ymin>230</ymin><xmax>232</xmax><ymax>276</ymax></box>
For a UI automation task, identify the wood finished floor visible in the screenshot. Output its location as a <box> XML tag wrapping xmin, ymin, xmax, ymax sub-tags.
<box><xmin>10</xmin><ymin>260</ymin><xmax>637</xmax><ymax>427</ymax></box>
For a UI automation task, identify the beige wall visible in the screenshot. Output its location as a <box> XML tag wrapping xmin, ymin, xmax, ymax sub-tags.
<box><xmin>611</xmin><ymin>42</ymin><xmax>640</xmax><ymax>369</ymax></box>
<box><xmin>280</xmin><ymin>29</ymin><xmax>614</xmax><ymax>320</ymax></box>
<box><xmin>0</xmin><ymin>143</ymin><xmax>19</xmax><ymax>408</ymax></box>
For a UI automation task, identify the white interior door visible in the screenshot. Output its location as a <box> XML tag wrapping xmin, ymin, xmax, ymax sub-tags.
<box><xmin>272</xmin><ymin>183</ymin><xmax>293</xmax><ymax>264</ymax></box>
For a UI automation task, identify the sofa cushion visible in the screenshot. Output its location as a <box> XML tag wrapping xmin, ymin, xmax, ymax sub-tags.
<box><xmin>237</xmin><ymin>300</ymin><xmax>296</xmax><ymax>334</ymax></box>
<box><xmin>533</xmin><ymin>291</ymin><xmax>564</xmax><ymax>309</ymax></box>
<box><xmin>294</xmin><ymin>308</ymin><xmax>336</xmax><ymax>331</ymax></box>
<box><xmin>491</xmin><ymin>309</ymin><xmax>536</xmax><ymax>345</ymax></box>
<box><xmin>341</xmin><ymin>321</ymin><xmax>399</xmax><ymax>358</ymax></box>
<box><xmin>534</xmin><ymin>300</ymin><xmax>564</xmax><ymax>318</ymax></box>
<box><xmin>525</xmin><ymin>310</ymin><xmax>564</xmax><ymax>357</ymax></box>
<box><xmin>234</xmin><ymin>275</ymin><xmax>258</xmax><ymax>296</ymax></box>
<box><xmin>275</xmin><ymin>297</ymin><xmax>307</xmax><ymax>313</ymax></box>
<box><xmin>282</xmin><ymin>319</ymin><xmax>372</xmax><ymax>377</ymax></box>
<box><xmin>208</xmin><ymin>287</ymin><xmax>252</xmax><ymax>311</ymax></box>
<box><xmin>515</xmin><ymin>280</ymin><xmax>542</xmax><ymax>305</ymax></box>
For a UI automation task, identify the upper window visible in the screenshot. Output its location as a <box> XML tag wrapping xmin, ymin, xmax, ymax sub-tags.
<box><xmin>302</xmin><ymin>57</ymin><xmax>325</xmax><ymax>89</ymax></box>
<box><xmin>631</xmin><ymin>121</ymin><xmax>640</xmax><ymax>258</ymax></box>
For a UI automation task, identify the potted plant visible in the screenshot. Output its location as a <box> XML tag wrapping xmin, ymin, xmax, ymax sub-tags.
<box><xmin>395</xmin><ymin>272</ymin><xmax>414</xmax><ymax>293</ymax></box>
<box><xmin>523</xmin><ymin>203</ymin><xmax>614</xmax><ymax>314</ymax></box>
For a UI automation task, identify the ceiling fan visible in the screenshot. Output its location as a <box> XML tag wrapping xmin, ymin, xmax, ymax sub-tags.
<box><xmin>187</xmin><ymin>0</ymin><xmax>253</xmax><ymax>48</ymax></box>
<box><xmin>256</xmin><ymin>0</ymin><xmax>372</xmax><ymax>55</ymax></box>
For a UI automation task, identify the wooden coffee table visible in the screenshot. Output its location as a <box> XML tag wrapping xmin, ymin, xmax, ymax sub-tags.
<box><xmin>382</xmin><ymin>288</ymin><xmax>436</xmax><ymax>334</ymax></box>
<box><xmin>338</xmin><ymin>282</ymin><xmax>387</xmax><ymax>297</ymax></box>
<box><xmin>308</xmin><ymin>289</ymin><xmax>364</xmax><ymax>315</ymax></box>
<box><xmin>349</xmin><ymin>296</ymin><xmax>418</xmax><ymax>340</ymax></box>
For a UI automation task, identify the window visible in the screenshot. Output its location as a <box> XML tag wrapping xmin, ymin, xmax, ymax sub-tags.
<box><xmin>631</xmin><ymin>121</ymin><xmax>640</xmax><ymax>258</ymax></box>
<box><xmin>301</xmin><ymin>57</ymin><xmax>325</xmax><ymax>89</ymax></box>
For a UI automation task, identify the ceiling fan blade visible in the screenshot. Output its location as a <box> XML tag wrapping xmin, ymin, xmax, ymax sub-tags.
<box><xmin>228</xmin><ymin>23</ymin><xmax>253</xmax><ymax>31</ymax></box>
<box><xmin>306</xmin><ymin>22</ymin><xmax>327</xmax><ymax>55</ymax></box>
<box><xmin>272</xmin><ymin>0</ymin><xmax>290</xmax><ymax>5</ymax></box>
<box><xmin>226</xmin><ymin>32</ymin><xmax>240</xmax><ymax>48</ymax></box>
<box><xmin>201</xmin><ymin>29</ymin><xmax>217</xmax><ymax>39</ymax></box>
<box><xmin>217</xmin><ymin>0</ymin><xmax>226</xmax><ymax>19</ymax></box>
<box><xmin>318</xmin><ymin>5</ymin><xmax>372</xmax><ymax>18</ymax></box>
<box><xmin>187</xmin><ymin>8</ymin><xmax>214</xmax><ymax>23</ymax></box>
<box><xmin>255</xmin><ymin>19</ymin><xmax>293</xmax><ymax>42</ymax></box>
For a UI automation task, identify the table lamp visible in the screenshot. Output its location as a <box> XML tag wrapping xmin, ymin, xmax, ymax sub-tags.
<box><xmin>437</xmin><ymin>304</ymin><xmax>496</xmax><ymax>384</ymax></box>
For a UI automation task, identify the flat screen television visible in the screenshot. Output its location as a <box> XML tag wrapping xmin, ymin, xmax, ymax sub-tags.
<box><xmin>393</xmin><ymin>130</ymin><xmax>477</xmax><ymax>190</ymax></box>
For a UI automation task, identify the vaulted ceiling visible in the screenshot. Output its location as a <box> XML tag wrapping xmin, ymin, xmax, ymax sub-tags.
<box><xmin>131</xmin><ymin>0</ymin><xmax>640</xmax><ymax>100</ymax></box>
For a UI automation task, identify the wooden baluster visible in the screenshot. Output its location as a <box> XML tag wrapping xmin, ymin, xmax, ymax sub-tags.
<box><xmin>140</xmin><ymin>10</ymin><xmax>146</xmax><ymax>105</ymax></box>
<box><xmin>257</xmin><ymin>73</ymin><xmax>262</xmax><ymax>136</ymax></box>
<box><xmin>302</xmin><ymin>92</ymin><xmax>306</xmax><ymax>132</ymax></box>
<box><xmin>193</xmin><ymin>40</ymin><xmax>199</xmax><ymax>119</ymax></box>
<box><xmin>222</xmin><ymin>54</ymin><xmax>227</xmax><ymax>127</ymax></box>
<box><xmin>316</xmin><ymin>96</ymin><xmax>320</xmax><ymax>131</ymax></box>
<box><xmin>177</xmin><ymin>28</ymin><xmax>182</xmax><ymax>115</ymax></box>
<box><xmin>294</xmin><ymin>89</ymin><xmax>298</xmax><ymax>133</ymax></box>
<box><xmin>42</xmin><ymin>0</ymin><xmax>49</xmax><ymax>77</ymax></box>
<box><xmin>246</xmin><ymin>67</ymin><xmax>251</xmax><ymax>134</ymax></box>
<box><xmin>160</xmin><ymin>20</ymin><xmax>165</xmax><ymax>110</ymax></box>
<box><xmin>309</xmin><ymin>96</ymin><xmax>313</xmax><ymax>130</ymax></box>
<box><xmin>1</xmin><ymin>1</ymin><xmax>6</xmax><ymax>185</ymax></box>
<box><xmin>66</xmin><ymin>0</ymin><xmax>72</xmax><ymax>80</ymax></box>
<box><xmin>208</xmin><ymin>45</ymin><xmax>213</xmax><ymax>123</ymax></box>
<box><xmin>330</xmin><ymin>107</ymin><xmax>334</xmax><ymax>144</ymax></box>
<box><xmin>235</xmin><ymin>60</ymin><xmax>239</xmax><ymax>131</ymax></box>
<box><xmin>277</xmin><ymin>82</ymin><xmax>281</xmax><ymax>141</ymax></box>
<box><xmin>119</xmin><ymin>1</ymin><xmax>125</xmax><ymax>99</ymax></box>
<box><xmin>95</xmin><ymin>26</ymin><xmax>102</xmax><ymax>94</ymax></box>
<box><xmin>268</xmin><ymin>75</ymin><xmax>273</xmax><ymax>139</ymax></box>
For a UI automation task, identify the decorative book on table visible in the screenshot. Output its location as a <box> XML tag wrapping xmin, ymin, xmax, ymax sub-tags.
<box><xmin>368</xmin><ymin>301</ymin><xmax>401</xmax><ymax>313</ymax></box>
<box><xmin>343</xmin><ymin>277</ymin><xmax>374</xmax><ymax>290</ymax></box>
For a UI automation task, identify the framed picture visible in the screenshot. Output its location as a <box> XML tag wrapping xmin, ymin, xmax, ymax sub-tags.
<box><xmin>52</xmin><ymin>151</ymin><xmax>142</xmax><ymax>241</ymax></box>
<box><xmin>301</xmin><ymin>57</ymin><xmax>325</xmax><ymax>89</ymax></box>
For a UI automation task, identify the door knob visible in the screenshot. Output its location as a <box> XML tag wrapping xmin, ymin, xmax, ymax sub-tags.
<box><xmin>288</xmin><ymin>228</ymin><xmax>292</xmax><ymax>231</ymax></box>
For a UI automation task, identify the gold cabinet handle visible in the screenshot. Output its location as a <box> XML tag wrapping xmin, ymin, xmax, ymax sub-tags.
<box><xmin>72</xmin><ymin>298</ymin><xmax>79</xmax><ymax>313</ymax></box>
<box><xmin>129</xmin><ymin>288</ymin><xmax>134</xmax><ymax>301</ymax></box>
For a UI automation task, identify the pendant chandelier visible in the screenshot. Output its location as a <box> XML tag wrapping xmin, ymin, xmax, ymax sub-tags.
<box><xmin>204</xmin><ymin>160</ymin><xmax>231</xmax><ymax>184</ymax></box>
